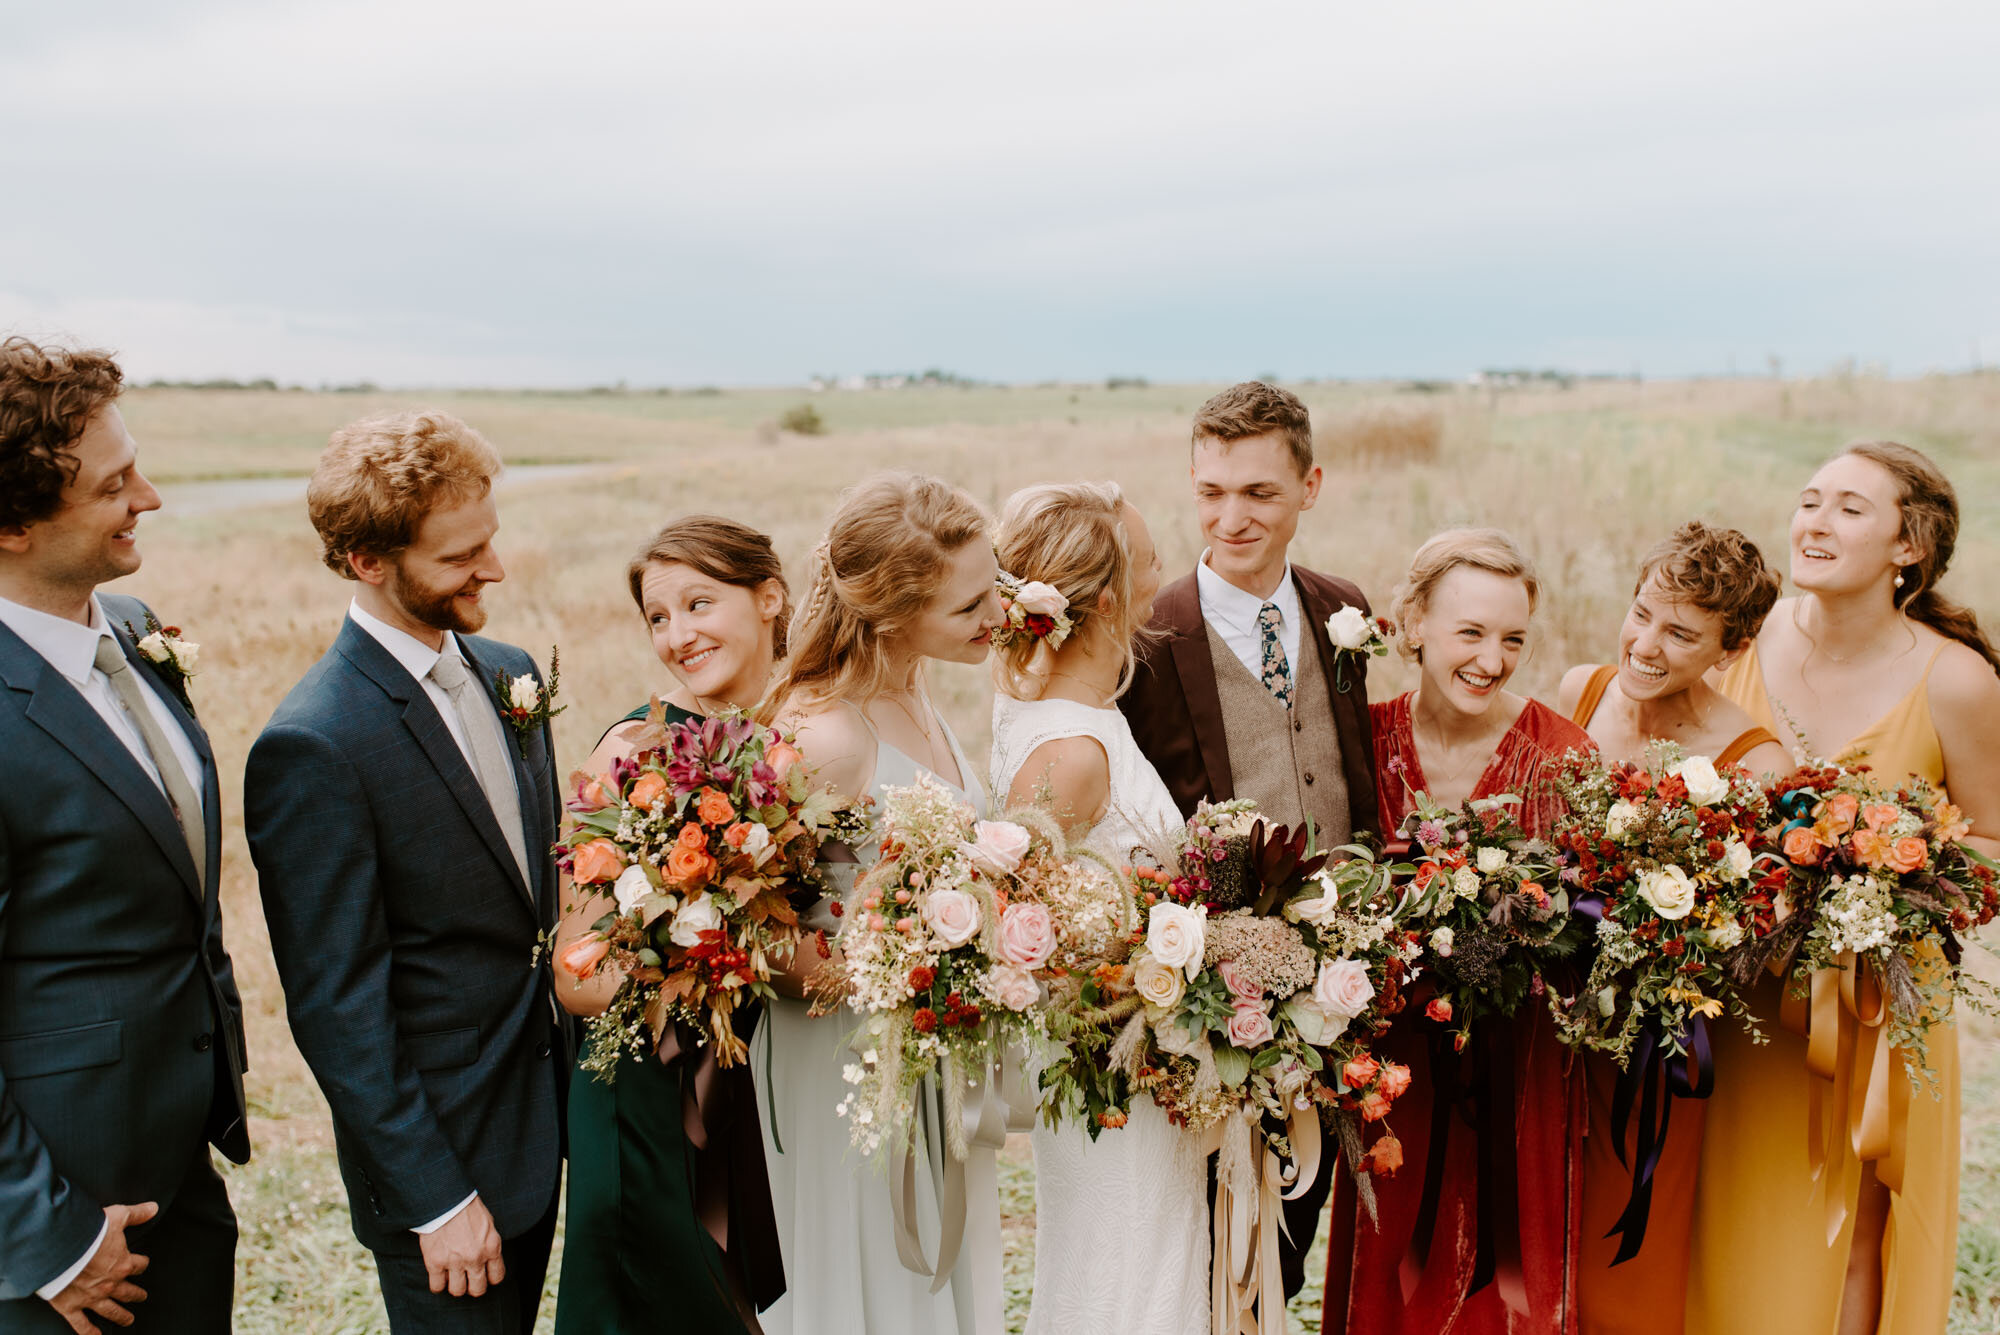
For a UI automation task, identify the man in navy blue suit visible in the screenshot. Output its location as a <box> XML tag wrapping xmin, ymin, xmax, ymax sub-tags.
<box><xmin>0</xmin><ymin>338</ymin><xmax>248</xmax><ymax>1333</ymax></box>
<box><xmin>245</xmin><ymin>411</ymin><xmax>565</xmax><ymax>1334</ymax></box>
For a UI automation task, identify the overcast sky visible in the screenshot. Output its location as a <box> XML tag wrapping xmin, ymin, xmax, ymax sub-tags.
<box><xmin>3</xmin><ymin>0</ymin><xmax>1995</xmax><ymax>386</ymax></box>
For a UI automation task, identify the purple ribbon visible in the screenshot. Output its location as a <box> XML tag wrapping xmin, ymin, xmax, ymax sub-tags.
<box><xmin>1604</xmin><ymin>1014</ymin><xmax>1713</xmax><ymax>1264</ymax></box>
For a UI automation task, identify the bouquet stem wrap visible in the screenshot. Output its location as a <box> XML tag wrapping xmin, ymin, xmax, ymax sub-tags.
<box><xmin>1205</xmin><ymin>1105</ymin><xmax>1322</xmax><ymax>1335</ymax></box>
<box><xmin>887</xmin><ymin>1048</ymin><xmax>1021</xmax><ymax>1314</ymax></box>
<box><xmin>1603</xmin><ymin>1016</ymin><xmax>1712</xmax><ymax>1263</ymax></box>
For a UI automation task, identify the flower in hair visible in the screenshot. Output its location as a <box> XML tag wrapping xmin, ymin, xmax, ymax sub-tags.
<box><xmin>993</xmin><ymin>572</ymin><xmax>1079</xmax><ymax>650</ymax></box>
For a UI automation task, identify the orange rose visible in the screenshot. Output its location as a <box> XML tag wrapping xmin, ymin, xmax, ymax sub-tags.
<box><xmin>1851</xmin><ymin>828</ymin><xmax>1892</xmax><ymax>869</ymax></box>
<box><xmin>1821</xmin><ymin>792</ymin><xmax>1860</xmax><ymax>836</ymax></box>
<box><xmin>697</xmin><ymin>787</ymin><xmax>735</xmax><ymax>827</ymax></box>
<box><xmin>627</xmin><ymin>772</ymin><xmax>669</xmax><ymax>812</ymax></box>
<box><xmin>1781</xmin><ymin>826</ymin><xmax>1824</xmax><ymax>867</ymax></box>
<box><xmin>666</xmin><ymin>843</ymin><xmax>716</xmax><ymax>888</ymax></box>
<box><xmin>1886</xmin><ymin>837</ymin><xmax>1928</xmax><ymax>875</ymax></box>
<box><xmin>676</xmin><ymin>822</ymin><xmax>709</xmax><ymax>853</ymax></box>
<box><xmin>569</xmin><ymin>838</ymin><xmax>625</xmax><ymax>884</ymax></box>
<box><xmin>724</xmin><ymin>821</ymin><xmax>756</xmax><ymax>849</ymax></box>
<box><xmin>766</xmin><ymin>740</ymin><xmax>803</xmax><ymax>778</ymax></box>
<box><xmin>559</xmin><ymin>934</ymin><xmax>611</xmax><ymax>979</ymax></box>
<box><xmin>1359</xmin><ymin>1091</ymin><xmax>1392</xmax><ymax>1123</ymax></box>
<box><xmin>1861</xmin><ymin>803</ymin><xmax>1902</xmax><ymax>833</ymax></box>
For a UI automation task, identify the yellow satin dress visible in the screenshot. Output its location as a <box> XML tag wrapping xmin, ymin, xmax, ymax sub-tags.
<box><xmin>1691</xmin><ymin>643</ymin><xmax>1956</xmax><ymax>1334</ymax></box>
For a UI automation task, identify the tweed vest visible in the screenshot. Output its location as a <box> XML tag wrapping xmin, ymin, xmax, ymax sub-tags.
<box><xmin>1205</xmin><ymin>619</ymin><xmax>1352</xmax><ymax>847</ymax></box>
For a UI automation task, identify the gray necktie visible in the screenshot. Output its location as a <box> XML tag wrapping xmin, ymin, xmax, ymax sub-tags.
<box><xmin>428</xmin><ymin>652</ymin><xmax>531</xmax><ymax>888</ymax></box>
<box><xmin>93</xmin><ymin>637</ymin><xmax>206</xmax><ymax>885</ymax></box>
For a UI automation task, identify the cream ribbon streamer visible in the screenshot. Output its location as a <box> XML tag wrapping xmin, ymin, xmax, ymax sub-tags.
<box><xmin>1203</xmin><ymin>1105</ymin><xmax>1323</xmax><ymax>1335</ymax></box>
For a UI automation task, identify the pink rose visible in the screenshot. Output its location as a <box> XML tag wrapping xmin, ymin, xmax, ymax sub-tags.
<box><xmin>963</xmin><ymin>820</ymin><xmax>1031</xmax><ymax>876</ymax></box>
<box><xmin>984</xmin><ymin>963</ymin><xmax>1040</xmax><ymax>1012</ymax></box>
<box><xmin>1313</xmin><ymin>959</ymin><xmax>1376</xmax><ymax>1019</ymax></box>
<box><xmin>1225</xmin><ymin>1001</ymin><xmax>1275</xmax><ymax>1048</ymax></box>
<box><xmin>1425</xmin><ymin>997</ymin><xmax>1453</xmax><ymax>1024</ymax></box>
<box><xmin>997</xmin><ymin>901</ymin><xmax>1057</xmax><ymax>970</ymax></box>
<box><xmin>922</xmin><ymin>887</ymin><xmax>982</xmax><ymax>947</ymax></box>
<box><xmin>1377</xmin><ymin>1061</ymin><xmax>1412</xmax><ymax>1100</ymax></box>
<box><xmin>1218</xmin><ymin>960</ymin><xmax>1259</xmax><ymax>1001</ymax></box>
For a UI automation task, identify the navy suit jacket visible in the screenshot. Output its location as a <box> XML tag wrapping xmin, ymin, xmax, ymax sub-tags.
<box><xmin>244</xmin><ymin>616</ymin><xmax>564</xmax><ymax>1253</ymax></box>
<box><xmin>0</xmin><ymin>593</ymin><xmax>248</xmax><ymax>1299</ymax></box>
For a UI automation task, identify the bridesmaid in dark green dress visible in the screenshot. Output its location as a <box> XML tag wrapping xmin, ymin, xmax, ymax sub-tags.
<box><xmin>554</xmin><ymin>517</ymin><xmax>793</xmax><ymax>1335</ymax></box>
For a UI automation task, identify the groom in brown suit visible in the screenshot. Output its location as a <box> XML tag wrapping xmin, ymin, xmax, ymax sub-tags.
<box><xmin>1119</xmin><ymin>380</ymin><xmax>1380</xmax><ymax>1299</ymax></box>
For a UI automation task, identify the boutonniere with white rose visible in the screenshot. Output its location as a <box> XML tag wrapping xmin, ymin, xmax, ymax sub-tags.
<box><xmin>493</xmin><ymin>647</ymin><xmax>567</xmax><ymax>758</ymax></box>
<box><xmin>991</xmin><ymin>571</ymin><xmax>1079</xmax><ymax>651</ymax></box>
<box><xmin>1323</xmin><ymin>603</ymin><xmax>1393</xmax><ymax>693</ymax></box>
<box><xmin>125</xmin><ymin>614</ymin><xmax>200</xmax><ymax>711</ymax></box>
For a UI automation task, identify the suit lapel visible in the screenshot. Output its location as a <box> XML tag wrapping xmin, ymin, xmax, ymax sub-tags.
<box><xmin>459</xmin><ymin>638</ymin><xmax>547</xmax><ymax>911</ymax></box>
<box><xmin>1160</xmin><ymin>574</ymin><xmax>1235</xmax><ymax>802</ymax></box>
<box><xmin>1294</xmin><ymin>571</ymin><xmax>1381</xmax><ymax>839</ymax></box>
<box><xmin>107</xmin><ymin>618</ymin><xmax>224</xmax><ymax>908</ymax></box>
<box><xmin>335</xmin><ymin>621</ymin><xmax>536</xmax><ymax>912</ymax></box>
<box><xmin>0</xmin><ymin>623</ymin><xmax>203</xmax><ymax>902</ymax></box>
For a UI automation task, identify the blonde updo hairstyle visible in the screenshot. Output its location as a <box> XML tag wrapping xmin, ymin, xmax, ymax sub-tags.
<box><xmin>992</xmin><ymin>480</ymin><xmax>1144</xmax><ymax>701</ymax></box>
<box><xmin>769</xmin><ymin>471</ymin><xmax>991</xmax><ymax>710</ymax></box>
<box><xmin>1389</xmin><ymin>527</ymin><xmax>1541</xmax><ymax>663</ymax></box>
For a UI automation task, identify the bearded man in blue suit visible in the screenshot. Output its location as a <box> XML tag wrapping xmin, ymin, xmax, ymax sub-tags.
<box><xmin>245</xmin><ymin>411</ymin><xmax>565</xmax><ymax>1335</ymax></box>
<box><xmin>0</xmin><ymin>338</ymin><xmax>248</xmax><ymax>1333</ymax></box>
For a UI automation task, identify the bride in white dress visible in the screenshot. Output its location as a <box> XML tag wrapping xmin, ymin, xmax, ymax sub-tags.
<box><xmin>752</xmin><ymin>473</ymin><xmax>1011</xmax><ymax>1335</ymax></box>
<box><xmin>989</xmin><ymin>481</ymin><xmax>1210</xmax><ymax>1335</ymax></box>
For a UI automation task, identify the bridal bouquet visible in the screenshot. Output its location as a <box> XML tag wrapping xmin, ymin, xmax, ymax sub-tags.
<box><xmin>1391</xmin><ymin>783</ymin><xmax>1587</xmax><ymax>1042</ymax></box>
<box><xmin>1040</xmin><ymin>802</ymin><xmax>1420</xmax><ymax>1183</ymax></box>
<box><xmin>1757</xmin><ymin>765</ymin><xmax>1999</xmax><ymax>1077</ymax></box>
<box><xmin>556</xmin><ymin>706</ymin><xmax>870</xmax><ymax>1077</ymax></box>
<box><xmin>1547</xmin><ymin>743</ymin><xmax>1785</xmax><ymax>1063</ymax></box>
<box><xmin>832</xmin><ymin>775</ymin><xmax>1131</xmax><ymax>1159</ymax></box>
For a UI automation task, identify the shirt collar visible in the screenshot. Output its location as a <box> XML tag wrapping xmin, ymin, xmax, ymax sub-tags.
<box><xmin>0</xmin><ymin>592</ymin><xmax>118</xmax><ymax>686</ymax></box>
<box><xmin>1195</xmin><ymin>552</ymin><xmax>1299</xmax><ymax>631</ymax></box>
<box><xmin>348</xmin><ymin>599</ymin><xmax>464</xmax><ymax>685</ymax></box>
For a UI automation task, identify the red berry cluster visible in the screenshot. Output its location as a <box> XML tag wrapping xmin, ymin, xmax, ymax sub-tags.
<box><xmin>685</xmin><ymin>928</ymin><xmax>750</xmax><ymax>985</ymax></box>
<box><xmin>937</xmin><ymin>990</ymin><xmax>983</xmax><ymax>1028</ymax></box>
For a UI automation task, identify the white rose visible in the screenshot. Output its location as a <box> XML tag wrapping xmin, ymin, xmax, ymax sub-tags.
<box><xmin>1325</xmin><ymin>604</ymin><xmax>1373</xmax><ymax>651</ymax></box>
<box><xmin>612</xmin><ymin>864</ymin><xmax>653</xmax><ymax>917</ymax></box>
<box><xmin>1145</xmin><ymin>902</ymin><xmax>1208</xmax><ymax>981</ymax></box>
<box><xmin>1708</xmin><ymin>918</ymin><xmax>1745</xmax><ymax>950</ymax></box>
<box><xmin>741</xmin><ymin>821</ymin><xmax>775</xmax><ymax>867</ymax></box>
<box><xmin>923</xmin><ymin>888</ymin><xmax>983</xmax><ymax>947</ymax></box>
<box><xmin>669</xmin><ymin>892</ymin><xmax>724</xmax><ymax>946</ymax></box>
<box><xmin>962</xmin><ymin>820</ymin><xmax>1031</xmax><ymax>876</ymax></box>
<box><xmin>174</xmin><ymin>640</ymin><xmax>201</xmax><ymax>673</ymax></box>
<box><xmin>1132</xmin><ymin>952</ymin><xmax>1186</xmax><ymax>1010</ymax></box>
<box><xmin>1284</xmin><ymin>996</ymin><xmax>1349</xmax><ymax>1046</ymax></box>
<box><xmin>1285</xmin><ymin>883</ymin><xmax>1341</xmax><ymax>927</ymax></box>
<box><xmin>1637</xmin><ymin>865</ymin><xmax>1697</xmax><ymax>920</ymax></box>
<box><xmin>1475</xmin><ymin>846</ymin><xmax>1509</xmax><ymax>875</ymax></box>
<box><xmin>1452</xmin><ymin>866</ymin><xmax>1480</xmax><ymax>900</ymax></box>
<box><xmin>508</xmin><ymin>673</ymin><xmax>542</xmax><ymax>709</ymax></box>
<box><xmin>1673</xmin><ymin>755</ymin><xmax>1731</xmax><ymax>807</ymax></box>
<box><xmin>1313</xmin><ymin>958</ymin><xmax>1376</xmax><ymax>1019</ymax></box>
<box><xmin>983</xmin><ymin>964</ymin><xmax>1040</xmax><ymax>1012</ymax></box>
<box><xmin>1723</xmin><ymin>838</ymin><xmax>1753</xmax><ymax>881</ymax></box>
<box><xmin>1429</xmin><ymin>926</ymin><xmax>1456</xmax><ymax>957</ymax></box>
<box><xmin>1605</xmin><ymin>800</ymin><xmax>1641</xmax><ymax>839</ymax></box>
<box><xmin>137</xmin><ymin>630</ymin><xmax>168</xmax><ymax>661</ymax></box>
<box><xmin>1012</xmin><ymin>581</ymin><xmax>1069</xmax><ymax>617</ymax></box>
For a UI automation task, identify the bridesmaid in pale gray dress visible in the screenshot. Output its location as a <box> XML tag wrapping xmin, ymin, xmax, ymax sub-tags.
<box><xmin>753</xmin><ymin>472</ymin><xmax>1008</xmax><ymax>1335</ymax></box>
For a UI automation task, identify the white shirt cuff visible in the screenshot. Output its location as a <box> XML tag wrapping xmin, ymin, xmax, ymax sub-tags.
<box><xmin>37</xmin><ymin>1219</ymin><xmax>108</xmax><ymax>1301</ymax></box>
<box><xmin>411</xmin><ymin>1192</ymin><xmax>478</xmax><ymax>1235</ymax></box>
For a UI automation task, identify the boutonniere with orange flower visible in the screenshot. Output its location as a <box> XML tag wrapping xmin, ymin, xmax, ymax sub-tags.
<box><xmin>124</xmin><ymin>613</ymin><xmax>200</xmax><ymax>713</ymax></box>
<box><xmin>493</xmin><ymin>647</ymin><xmax>566</xmax><ymax>758</ymax></box>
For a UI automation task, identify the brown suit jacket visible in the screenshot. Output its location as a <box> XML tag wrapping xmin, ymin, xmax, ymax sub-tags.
<box><xmin>1119</xmin><ymin>565</ymin><xmax>1380</xmax><ymax>840</ymax></box>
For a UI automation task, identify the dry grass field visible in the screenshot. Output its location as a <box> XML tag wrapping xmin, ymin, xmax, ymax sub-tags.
<box><xmin>108</xmin><ymin>373</ymin><xmax>2000</xmax><ymax>1332</ymax></box>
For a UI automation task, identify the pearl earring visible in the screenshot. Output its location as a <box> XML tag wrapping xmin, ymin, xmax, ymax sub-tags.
<box><xmin>1894</xmin><ymin>570</ymin><xmax>1906</xmax><ymax>589</ymax></box>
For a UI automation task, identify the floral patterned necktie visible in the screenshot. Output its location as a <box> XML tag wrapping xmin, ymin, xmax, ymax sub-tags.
<box><xmin>1257</xmin><ymin>603</ymin><xmax>1293</xmax><ymax>709</ymax></box>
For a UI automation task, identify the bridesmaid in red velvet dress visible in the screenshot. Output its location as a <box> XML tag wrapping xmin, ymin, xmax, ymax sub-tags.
<box><xmin>1323</xmin><ymin>528</ymin><xmax>1593</xmax><ymax>1335</ymax></box>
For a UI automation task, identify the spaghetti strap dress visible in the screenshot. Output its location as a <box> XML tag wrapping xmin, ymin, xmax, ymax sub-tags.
<box><xmin>1566</xmin><ymin>664</ymin><xmax>1774</xmax><ymax>1335</ymax></box>
<box><xmin>1687</xmin><ymin>641</ymin><xmax>1957</xmax><ymax>1335</ymax></box>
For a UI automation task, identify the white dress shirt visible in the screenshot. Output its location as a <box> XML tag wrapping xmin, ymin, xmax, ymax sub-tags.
<box><xmin>344</xmin><ymin>601</ymin><xmax>489</xmax><ymax>1236</ymax></box>
<box><xmin>0</xmin><ymin>593</ymin><xmax>209</xmax><ymax>1299</ymax></box>
<box><xmin>1195</xmin><ymin>552</ymin><xmax>1303</xmax><ymax>682</ymax></box>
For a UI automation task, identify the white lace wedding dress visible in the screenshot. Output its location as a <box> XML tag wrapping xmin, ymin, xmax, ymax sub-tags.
<box><xmin>991</xmin><ymin>694</ymin><xmax>1210</xmax><ymax>1335</ymax></box>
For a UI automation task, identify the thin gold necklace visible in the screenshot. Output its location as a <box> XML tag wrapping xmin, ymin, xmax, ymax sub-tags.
<box><xmin>882</xmin><ymin>684</ymin><xmax>943</xmax><ymax>767</ymax></box>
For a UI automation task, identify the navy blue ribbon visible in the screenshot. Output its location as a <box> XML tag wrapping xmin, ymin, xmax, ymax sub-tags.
<box><xmin>1603</xmin><ymin>1015</ymin><xmax>1713</xmax><ymax>1264</ymax></box>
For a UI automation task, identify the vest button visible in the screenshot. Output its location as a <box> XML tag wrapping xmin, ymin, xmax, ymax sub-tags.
<box><xmin>1293</xmin><ymin>718</ymin><xmax>1302</xmax><ymax>733</ymax></box>
<box><xmin>1303</xmin><ymin>772</ymin><xmax>1315</xmax><ymax>785</ymax></box>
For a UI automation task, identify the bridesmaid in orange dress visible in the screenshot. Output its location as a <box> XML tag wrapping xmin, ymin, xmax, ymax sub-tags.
<box><xmin>1323</xmin><ymin>528</ymin><xmax>1593</xmax><ymax>1335</ymax></box>
<box><xmin>1555</xmin><ymin>521</ymin><xmax>1793</xmax><ymax>1335</ymax></box>
<box><xmin>1693</xmin><ymin>441</ymin><xmax>2000</xmax><ymax>1335</ymax></box>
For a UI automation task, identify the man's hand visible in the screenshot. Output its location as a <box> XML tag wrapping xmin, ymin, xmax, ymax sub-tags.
<box><xmin>47</xmin><ymin>1201</ymin><xmax>157</xmax><ymax>1333</ymax></box>
<box><xmin>419</xmin><ymin>1195</ymin><xmax>505</xmax><ymax>1298</ymax></box>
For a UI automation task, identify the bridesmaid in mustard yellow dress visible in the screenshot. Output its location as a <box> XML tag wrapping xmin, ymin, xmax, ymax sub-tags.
<box><xmin>1694</xmin><ymin>441</ymin><xmax>2000</xmax><ymax>1335</ymax></box>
